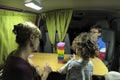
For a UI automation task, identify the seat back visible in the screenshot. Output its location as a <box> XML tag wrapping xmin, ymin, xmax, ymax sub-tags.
<box><xmin>63</xmin><ymin>33</ymin><xmax>71</xmax><ymax>54</ymax></box>
<box><xmin>111</xmin><ymin>18</ymin><xmax>120</xmax><ymax>71</ymax></box>
<box><xmin>96</xmin><ymin>20</ymin><xmax>115</xmax><ymax>70</ymax></box>
<box><xmin>43</xmin><ymin>32</ymin><xmax>52</xmax><ymax>53</ymax></box>
<box><xmin>101</xmin><ymin>29</ymin><xmax>115</xmax><ymax>68</ymax></box>
<box><xmin>119</xmin><ymin>57</ymin><xmax>120</xmax><ymax>72</ymax></box>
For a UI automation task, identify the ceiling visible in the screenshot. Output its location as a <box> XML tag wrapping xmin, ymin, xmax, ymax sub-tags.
<box><xmin>0</xmin><ymin>0</ymin><xmax>120</xmax><ymax>14</ymax></box>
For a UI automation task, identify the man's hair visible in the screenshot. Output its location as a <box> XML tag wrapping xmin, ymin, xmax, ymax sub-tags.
<box><xmin>90</xmin><ymin>24</ymin><xmax>102</xmax><ymax>33</ymax></box>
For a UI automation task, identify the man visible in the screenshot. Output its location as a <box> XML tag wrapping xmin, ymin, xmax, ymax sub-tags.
<box><xmin>90</xmin><ymin>24</ymin><xmax>106</xmax><ymax>60</ymax></box>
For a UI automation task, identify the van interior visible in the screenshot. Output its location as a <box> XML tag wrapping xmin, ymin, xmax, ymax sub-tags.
<box><xmin>0</xmin><ymin>0</ymin><xmax>120</xmax><ymax>76</ymax></box>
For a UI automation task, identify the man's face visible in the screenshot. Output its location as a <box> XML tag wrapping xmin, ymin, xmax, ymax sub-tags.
<box><xmin>90</xmin><ymin>28</ymin><xmax>101</xmax><ymax>41</ymax></box>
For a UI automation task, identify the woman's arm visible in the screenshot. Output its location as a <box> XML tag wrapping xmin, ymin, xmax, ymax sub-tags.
<box><xmin>41</xmin><ymin>63</ymin><xmax>52</xmax><ymax>80</ymax></box>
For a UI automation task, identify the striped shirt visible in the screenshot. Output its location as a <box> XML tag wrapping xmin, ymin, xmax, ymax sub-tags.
<box><xmin>97</xmin><ymin>36</ymin><xmax>106</xmax><ymax>60</ymax></box>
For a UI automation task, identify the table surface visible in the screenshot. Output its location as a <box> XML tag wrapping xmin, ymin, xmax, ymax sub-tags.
<box><xmin>29</xmin><ymin>53</ymin><xmax>108</xmax><ymax>76</ymax></box>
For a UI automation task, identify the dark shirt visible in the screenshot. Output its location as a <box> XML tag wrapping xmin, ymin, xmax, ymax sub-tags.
<box><xmin>2</xmin><ymin>53</ymin><xmax>41</xmax><ymax>80</ymax></box>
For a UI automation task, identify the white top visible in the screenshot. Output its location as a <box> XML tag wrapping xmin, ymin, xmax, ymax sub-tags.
<box><xmin>105</xmin><ymin>71</ymin><xmax>120</xmax><ymax>80</ymax></box>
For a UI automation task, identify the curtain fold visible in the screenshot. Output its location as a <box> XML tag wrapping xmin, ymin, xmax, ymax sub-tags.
<box><xmin>56</xmin><ymin>10</ymin><xmax>73</xmax><ymax>42</ymax></box>
<box><xmin>42</xmin><ymin>10</ymin><xmax>72</xmax><ymax>52</ymax></box>
<box><xmin>43</xmin><ymin>12</ymin><xmax>56</xmax><ymax>52</ymax></box>
<box><xmin>0</xmin><ymin>9</ymin><xmax>36</xmax><ymax>65</ymax></box>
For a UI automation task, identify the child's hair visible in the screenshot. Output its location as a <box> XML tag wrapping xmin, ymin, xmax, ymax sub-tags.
<box><xmin>71</xmin><ymin>32</ymin><xmax>99</xmax><ymax>60</ymax></box>
<box><xmin>12</xmin><ymin>22</ymin><xmax>41</xmax><ymax>46</ymax></box>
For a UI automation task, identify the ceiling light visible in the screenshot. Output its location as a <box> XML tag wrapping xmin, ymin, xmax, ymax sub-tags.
<box><xmin>24</xmin><ymin>0</ymin><xmax>42</xmax><ymax>10</ymax></box>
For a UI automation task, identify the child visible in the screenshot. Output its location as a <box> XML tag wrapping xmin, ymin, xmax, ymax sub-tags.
<box><xmin>58</xmin><ymin>32</ymin><xmax>98</xmax><ymax>80</ymax></box>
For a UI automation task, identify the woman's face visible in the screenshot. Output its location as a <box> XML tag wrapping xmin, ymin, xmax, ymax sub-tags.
<box><xmin>30</xmin><ymin>34</ymin><xmax>40</xmax><ymax>51</ymax></box>
<box><xmin>31</xmin><ymin>28</ymin><xmax>41</xmax><ymax>51</ymax></box>
<box><xmin>33</xmin><ymin>36</ymin><xmax>40</xmax><ymax>51</ymax></box>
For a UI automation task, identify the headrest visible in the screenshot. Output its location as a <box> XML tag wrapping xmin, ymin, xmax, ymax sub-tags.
<box><xmin>111</xmin><ymin>18</ymin><xmax>120</xmax><ymax>31</ymax></box>
<box><xmin>96</xmin><ymin>20</ymin><xmax>109</xmax><ymax>29</ymax></box>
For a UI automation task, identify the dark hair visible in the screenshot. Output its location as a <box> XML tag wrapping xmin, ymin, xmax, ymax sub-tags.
<box><xmin>90</xmin><ymin>24</ymin><xmax>102</xmax><ymax>33</ymax></box>
<box><xmin>13</xmin><ymin>22</ymin><xmax>41</xmax><ymax>46</ymax></box>
<box><xmin>71</xmin><ymin>32</ymin><xmax>99</xmax><ymax>60</ymax></box>
<box><xmin>92</xmin><ymin>75</ymin><xmax>105</xmax><ymax>80</ymax></box>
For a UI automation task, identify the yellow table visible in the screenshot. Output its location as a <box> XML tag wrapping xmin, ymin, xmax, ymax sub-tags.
<box><xmin>29</xmin><ymin>53</ymin><xmax>108</xmax><ymax>76</ymax></box>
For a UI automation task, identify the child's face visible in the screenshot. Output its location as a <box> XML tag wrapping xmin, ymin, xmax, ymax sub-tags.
<box><xmin>90</xmin><ymin>28</ymin><xmax>101</xmax><ymax>41</ymax></box>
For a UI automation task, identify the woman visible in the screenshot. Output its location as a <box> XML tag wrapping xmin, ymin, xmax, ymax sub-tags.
<box><xmin>58</xmin><ymin>32</ymin><xmax>99</xmax><ymax>80</ymax></box>
<box><xmin>2</xmin><ymin>22</ymin><xmax>52</xmax><ymax>80</ymax></box>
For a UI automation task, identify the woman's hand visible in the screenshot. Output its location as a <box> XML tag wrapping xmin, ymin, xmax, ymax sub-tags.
<box><xmin>35</xmin><ymin>66</ymin><xmax>43</xmax><ymax>77</ymax></box>
<box><xmin>44</xmin><ymin>63</ymin><xmax>52</xmax><ymax>73</ymax></box>
<box><xmin>41</xmin><ymin>63</ymin><xmax>52</xmax><ymax>80</ymax></box>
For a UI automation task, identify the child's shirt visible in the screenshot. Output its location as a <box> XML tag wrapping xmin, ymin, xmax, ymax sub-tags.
<box><xmin>59</xmin><ymin>59</ymin><xmax>93</xmax><ymax>80</ymax></box>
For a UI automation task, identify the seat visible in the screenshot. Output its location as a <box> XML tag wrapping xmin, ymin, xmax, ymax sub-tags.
<box><xmin>101</xmin><ymin>29</ymin><xmax>115</xmax><ymax>70</ymax></box>
<box><xmin>55</xmin><ymin>32</ymin><xmax>59</xmax><ymax>53</ymax></box>
<box><xmin>0</xmin><ymin>70</ymin><xmax>3</xmax><ymax>80</ymax></box>
<box><xmin>96</xmin><ymin>20</ymin><xmax>115</xmax><ymax>71</ymax></box>
<box><xmin>111</xmin><ymin>18</ymin><xmax>120</xmax><ymax>71</ymax></box>
<box><xmin>119</xmin><ymin>57</ymin><xmax>120</xmax><ymax>72</ymax></box>
<box><xmin>63</xmin><ymin>33</ymin><xmax>71</xmax><ymax>54</ymax></box>
<box><xmin>43</xmin><ymin>32</ymin><xmax>53</xmax><ymax>53</ymax></box>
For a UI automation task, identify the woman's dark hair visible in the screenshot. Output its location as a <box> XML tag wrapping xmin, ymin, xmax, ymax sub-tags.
<box><xmin>12</xmin><ymin>22</ymin><xmax>41</xmax><ymax>46</ymax></box>
<box><xmin>71</xmin><ymin>32</ymin><xmax>99</xmax><ymax>60</ymax></box>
